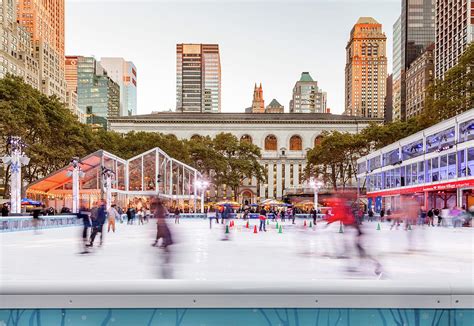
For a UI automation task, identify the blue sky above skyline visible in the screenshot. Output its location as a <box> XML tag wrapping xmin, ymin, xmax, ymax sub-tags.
<box><xmin>66</xmin><ymin>0</ymin><xmax>400</xmax><ymax>114</ymax></box>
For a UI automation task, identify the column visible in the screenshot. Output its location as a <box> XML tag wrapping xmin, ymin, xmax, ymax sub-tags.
<box><xmin>284</xmin><ymin>163</ymin><xmax>291</xmax><ymax>191</ymax></box>
<box><xmin>276</xmin><ymin>163</ymin><xmax>282</xmax><ymax>199</ymax></box>
<box><xmin>293</xmin><ymin>164</ymin><xmax>299</xmax><ymax>188</ymax></box>
<box><xmin>268</xmin><ymin>163</ymin><xmax>274</xmax><ymax>199</ymax></box>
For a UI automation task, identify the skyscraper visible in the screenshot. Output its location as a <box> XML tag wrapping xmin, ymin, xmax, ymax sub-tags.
<box><xmin>435</xmin><ymin>0</ymin><xmax>474</xmax><ymax>79</ymax></box>
<box><xmin>176</xmin><ymin>43</ymin><xmax>221</xmax><ymax>113</ymax></box>
<box><xmin>392</xmin><ymin>16</ymin><xmax>403</xmax><ymax>121</ymax></box>
<box><xmin>289</xmin><ymin>72</ymin><xmax>327</xmax><ymax>113</ymax></box>
<box><xmin>17</xmin><ymin>0</ymin><xmax>66</xmax><ymax>102</ymax></box>
<box><xmin>65</xmin><ymin>56</ymin><xmax>84</xmax><ymax>122</ymax></box>
<box><xmin>100</xmin><ymin>58</ymin><xmax>138</xmax><ymax>116</ymax></box>
<box><xmin>0</xmin><ymin>0</ymin><xmax>39</xmax><ymax>89</ymax></box>
<box><xmin>393</xmin><ymin>0</ymin><xmax>435</xmax><ymax>121</ymax></box>
<box><xmin>76</xmin><ymin>57</ymin><xmax>120</xmax><ymax>129</ymax></box>
<box><xmin>251</xmin><ymin>83</ymin><xmax>265</xmax><ymax>113</ymax></box>
<box><xmin>344</xmin><ymin>17</ymin><xmax>387</xmax><ymax>119</ymax></box>
<box><xmin>266</xmin><ymin>99</ymin><xmax>284</xmax><ymax>113</ymax></box>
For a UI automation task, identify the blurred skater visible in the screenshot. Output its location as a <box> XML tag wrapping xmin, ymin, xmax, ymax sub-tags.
<box><xmin>221</xmin><ymin>204</ymin><xmax>232</xmax><ymax>241</ymax></box>
<box><xmin>88</xmin><ymin>200</ymin><xmax>106</xmax><ymax>247</ymax></box>
<box><xmin>174</xmin><ymin>207</ymin><xmax>180</xmax><ymax>224</ymax></box>
<box><xmin>77</xmin><ymin>207</ymin><xmax>91</xmax><ymax>254</ymax></box>
<box><xmin>151</xmin><ymin>198</ymin><xmax>173</xmax><ymax>278</ymax></box>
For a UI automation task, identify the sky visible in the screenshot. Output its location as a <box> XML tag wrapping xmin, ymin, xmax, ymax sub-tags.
<box><xmin>66</xmin><ymin>0</ymin><xmax>401</xmax><ymax>115</ymax></box>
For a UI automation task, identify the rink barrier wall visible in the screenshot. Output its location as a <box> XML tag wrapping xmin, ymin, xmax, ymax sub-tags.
<box><xmin>0</xmin><ymin>215</ymin><xmax>81</xmax><ymax>233</ymax></box>
<box><xmin>0</xmin><ymin>280</ymin><xmax>473</xmax><ymax>309</ymax></box>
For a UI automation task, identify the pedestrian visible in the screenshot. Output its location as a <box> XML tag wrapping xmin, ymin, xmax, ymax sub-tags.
<box><xmin>107</xmin><ymin>204</ymin><xmax>119</xmax><ymax>232</ymax></box>
<box><xmin>1</xmin><ymin>203</ymin><xmax>9</xmax><ymax>217</ymax></box>
<box><xmin>88</xmin><ymin>201</ymin><xmax>107</xmax><ymax>247</ymax></box>
<box><xmin>174</xmin><ymin>207</ymin><xmax>180</xmax><ymax>224</ymax></box>
<box><xmin>77</xmin><ymin>207</ymin><xmax>91</xmax><ymax>254</ymax></box>
<box><xmin>427</xmin><ymin>208</ymin><xmax>434</xmax><ymax>226</ymax></box>
<box><xmin>152</xmin><ymin>199</ymin><xmax>172</xmax><ymax>248</ymax></box>
<box><xmin>434</xmin><ymin>207</ymin><xmax>441</xmax><ymax>226</ymax></box>
<box><xmin>311</xmin><ymin>207</ymin><xmax>317</xmax><ymax>225</ymax></box>
<box><xmin>259</xmin><ymin>207</ymin><xmax>267</xmax><ymax>232</ymax></box>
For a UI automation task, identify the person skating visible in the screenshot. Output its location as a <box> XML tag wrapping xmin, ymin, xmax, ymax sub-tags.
<box><xmin>88</xmin><ymin>201</ymin><xmax>107</xmax><ymax>247</ymax></box>
<box><xmin>77</xmin><ymin>207</ymin><xmax>91</xmax><ymax>254</ymax></box>
<box><xmin>152</xmin><ymin>199</ymin><xmax>172</xmax><ymax>248</ymax></box>
<box><xmin>311</xmin><ymin>208</ymin><xmax>317</xmax><ymax>226</ymax></box>
<box><xmin>174</xmin><ymin>207</ymin><xmax>180</xmax><ymax>224</ymax></box>
<box><xmin>259</xmin><ymin>207</ymin><xmax>267</xmax><ymax>232</ymax></box>
<box><xmin>126</xmin><ymin>206</ymin><xmax>135</xmax><ymax>224</ymax></box>
<box><xmin>291</xmin><ymin>207</ymin><xmax>296</xmax><ymax>224</ymax></box>
<box><xmin>221</xmin><ymin>204</ymin><xmax>233</xmax><ymax>241</ymax></box>
<box><xmin>427</xmin><ymin>208</ymin><xmax>434</xmax><ymax>226</ymax></box>
<box><xmin>107</xmin><ymin>204</ymin><xmax>120</xmax><ymax>232</ymax></box>
<box><xmin>434</xmin><ymin>207</ymin><xmax>442</xmax><ymax>226</ymax></box>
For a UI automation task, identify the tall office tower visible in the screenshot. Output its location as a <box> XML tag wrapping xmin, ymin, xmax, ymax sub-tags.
<box><xmin>100</xmin><ymin>58</ymin><xmax>138</xmax><ymax>116</ymax></box>
<box><xmin>76</xmin><ymin>57</ymin><xmax>120</xmax><ymax>129</ymax></box>
<box><xmin>384</xmin><ymin>74</ymin><xmax>393</xmax><ymax>122</ymax></box>
<box><xmin>17</xmin><ymin>0</ymin><xmax>66</xmax><ymax>102</ymax></box>
<box><xmin>251</xmin><ymin>83</ymin><xmax>265</xmax><ymax>113</ymax></box>
<box><xmin>0</xmin><ymin>0</ymin><xmax>39</xmax><ymax>89</ymax></box>
<box><xmin>65</xmin><ymin>56</ymin><xmax>84</xmax><ymax>122</ymax></box>
<box><xmin>393</xmin><ymin>0</ymin><xmax>435</xmax><ymax>121</ymax></box>
<box><xmin>344</xmin><ymin>17</ymin><xmax>387</xmax><ymax>118</ymax></box>
<box><xmin>176</xmin><ymin>43</ymin><xmax>221</xmax><ymax>113</ymax></box>
<box><xmin>405</xmin><ymin>44</ymin><xmax>434</xmax><ymax>119</ymax></box>
<box><xmin>435</xmin><ymin>0</ymin><xmax>474</xmax><ymax>79</ymax></box>
<box><xmin>392</xmin><ymin>16</ymin><xmax>403</xmax><ymax>121</ymax></box>
<box><xmin>289</xmin><ymin>72</ymin><xmax>327</xmax><ymax>113</ymax></box>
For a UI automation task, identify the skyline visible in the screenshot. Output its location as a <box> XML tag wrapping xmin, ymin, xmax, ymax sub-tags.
<box><xmin>66</xmin><ymin>1</ymin><xmax>400</xmax><ymax>115</ymax></box>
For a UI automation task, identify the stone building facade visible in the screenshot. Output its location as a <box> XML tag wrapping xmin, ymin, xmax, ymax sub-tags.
<box><xmin>109</xmin><ymin>113</ymin><xmax>380</xmax><ymax>203</ymax></box>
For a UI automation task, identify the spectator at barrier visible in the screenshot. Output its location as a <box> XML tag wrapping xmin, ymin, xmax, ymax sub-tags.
<box><xmin>2</xmin><ymin>203</ymin><xmax>9</xmax><ymax>217</ymax></box>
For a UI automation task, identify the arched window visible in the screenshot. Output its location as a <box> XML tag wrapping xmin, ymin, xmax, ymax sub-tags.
<box><xmin>240</xmin><ymin>134</ymin><xmax>253</xmax><ymax>144</ymax></box>
<box><xmin>264</xmin><ymin>135</ymin><xmax>277</xmax><ymax>151</ymax></box>
<box><xmin>290</xmin><ymin>135</ymin><xmax>302</xmax><ymax>151</ymax></box>
<box><xmin>314</xmin><ymin>135</ymin><xmax>324</xmax><ymax>147</ymax></box>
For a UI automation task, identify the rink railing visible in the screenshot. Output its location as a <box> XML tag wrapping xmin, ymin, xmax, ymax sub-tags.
<box><xmin>0</xmin><ymin>280</ymin><xmax>472</xmax><ymax>309</ymax></box>
<box><xmin>0</xmin><ymin>215</ymin><xmax>81</xmax><ymax>233</ymax></box>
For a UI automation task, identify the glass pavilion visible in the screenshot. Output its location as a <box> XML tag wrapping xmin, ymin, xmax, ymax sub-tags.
<box><xmin>26</xmin><ymin>148</ymin><xmax>201</xmax><ymax>212</ymax></box>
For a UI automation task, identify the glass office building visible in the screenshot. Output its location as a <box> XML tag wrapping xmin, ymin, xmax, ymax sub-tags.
<box><xmin>357</xmin><ymin>109</ymin><xmax>474</xmax><ymax>211</ymax></box>
<box><xmin>77</xmin><ymin>57</ymin><xmax>120</xmax><ymax>129</ymax></box>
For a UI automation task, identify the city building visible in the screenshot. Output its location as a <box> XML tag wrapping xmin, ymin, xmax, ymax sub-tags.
<box><xmin>17</xmin><ymin>0</ymin><xmax>67</xmax><ymax>103</ymax></box>
<box><xmin>393</xmin><ymin>0</ymin><xmax>435</xmax><ymax>121</ymax></box>
<box><xmin>0</xmin><ymin>0</ymin><xmax>39</xmax><ymax>89</ymax></box>
<box><xmin>405</xmin><ymin>44</ymin><xmax>434</xmax><ymax>119</ymax></box>
<box><xmin>392</xmin><ymin>16</ymin><xmax>403</xmax><ymax>121</ymax></box>
<box><xmin>357</xmin><ymin>108</ymin><xmax>474</xmax><ymax>212</ymax></box>
<box><xmin>76</xmin><ymin>57</ymin><xmax>120</xmax><ymax>129</ymax></box>
<box><xmin>99</xmin><ymin>58</ymin><xmax>138</xmax><ymax>116</ymax></box>
<box><xmin>65</xmin><ymin>56</ymin><xmax>84</xmax><ymax>122</ymax></box>
<box><xmin>176</xmin><ymin>43</ymin><xmax>221</xmax><ymax>113</ymax></box>
<box><xmin>384</xmin><ymin>74</ymin><xmax>393</xmax><ymax>123</ymax></box>
<box><xmin>251</xmin><ymin>83</ymin><xmax>265</xmax><ymax>113</ymax></box>
<box><xmin>109</xmin><ymin>113</ymin><xmax>381</xmax><ymax>203</ymax></box>
<box><xmin>344</xmin><ymin>17</ymin><xmax>387</xmax><ymax>119</ymax></box>
<box><xmin>265</xmin><ymin>99</ymin><xmax>284</xmax><ymax>113</ymax></box>
<box><xmin>435</xmin><ymin>0</ymin><xmax>474</xmax><ymax>79</ymax></box>
<box><xmin>289</xmin><ymin>72</ymin><xmax>327</xmax><ymax>113</ymax></box>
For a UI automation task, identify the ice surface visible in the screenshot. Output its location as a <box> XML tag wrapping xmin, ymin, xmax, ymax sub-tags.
<box><xmin>0</xmin><ymin>219</ymin><xmax>472</xmax><ymax>281</ymax></box>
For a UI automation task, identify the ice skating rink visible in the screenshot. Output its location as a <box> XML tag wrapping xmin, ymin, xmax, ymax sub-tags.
<box><xmin>1</xmin><ymin>219</ymin><xmax>472</xmax><ymax>281</ymax></box>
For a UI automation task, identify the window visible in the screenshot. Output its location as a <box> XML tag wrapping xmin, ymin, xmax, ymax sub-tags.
<box><xmin>314</xmin><ymin>135</ymin><xmax>324</xmax><ymax>147</ymax></box>
<box><xmin>458</xmin><ymin>150</ymin><xmax>466</xmax><ymax>177</ymax></box>
<box><xmin>448</xmin><ymin>153</ymin><xmax>456</xmax><ymax>179</ymax></box>
<box><xmin>289</xmin><ymin>135</ymin><xmax>302</xmax><ymax>151</ymax></box>
<box><xmin>459</xmin><ymin>119</ymin><xmax>474</xmax><ymax>143</ymax></box>
<box><xmin>265</xmin><ymin>135</ymin><xmax>277</xmax><ymax>151</ymax></box>
<box><xmin>240</xmin><ymin>134</ymin><xmax>252</xmax><ymax>144</ymax></box>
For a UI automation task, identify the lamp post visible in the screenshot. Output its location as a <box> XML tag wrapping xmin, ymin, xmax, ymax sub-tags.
<box><xmin>195</xmin><ymin>180</ymin><xmax>209</xmax><ymax>213</ymax></box>
<box><xmin>309</xmin><ymin>178</ymin><xmax>323</xmax><ymax>213</ymax></box>
<box><xmin>1</xmin><ymin>136</ymin><xmax>30</xmax><ymax>214</ymax></box>
<box><xmin>66</xmin><ymin>157</ymin><xmax>85</xmax><ymax>214</ymax></box>
<box><xmin>102</xmin><ymin>167</ymin><xmax>116</xmax><ymax>210</ymax></box>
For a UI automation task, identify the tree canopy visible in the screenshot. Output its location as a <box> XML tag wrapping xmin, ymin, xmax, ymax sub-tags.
<box><xmin>0</xmin><ymin>75</ymin><xmax>265</xmax><ymax>199</ymax></box>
